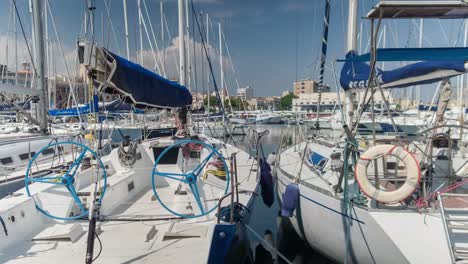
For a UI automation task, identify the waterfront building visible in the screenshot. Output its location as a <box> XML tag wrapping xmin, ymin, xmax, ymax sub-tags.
<box><xmin>236</xmin><ymin>86</ymin><xmax>253</xmax><ymax>100</ymax></box>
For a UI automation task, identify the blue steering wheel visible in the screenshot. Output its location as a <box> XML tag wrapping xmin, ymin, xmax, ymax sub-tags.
<box><xmin>151</xmin><ymin>139</ymin><xmax>230</xmax><ymax>218</ymax></box>
<box><xmin>25</xmin><ymin>141</ymin><xmax>107</xmax><ymax>220</ymax></box>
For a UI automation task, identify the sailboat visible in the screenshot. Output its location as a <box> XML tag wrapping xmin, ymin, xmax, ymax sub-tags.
<box><xmin>0</xmin><ymin>0</ymin><xmax>263</xmax><ymax>263</ymax></box>
<box><xmin>275</xmin><ymin>1</ymin><xmax>468</xmax><ymax>263</ymax></box>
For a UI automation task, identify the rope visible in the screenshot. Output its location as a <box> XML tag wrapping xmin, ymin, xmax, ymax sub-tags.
<box><xmin>203</xmin><ymin>169</ymin><xmax>226</xmax><ymax>180</ymax></box>
<box><xmin>416</xmin><ymin>177</ymin><xmax>468</xmax><ymax>210</ymax></box>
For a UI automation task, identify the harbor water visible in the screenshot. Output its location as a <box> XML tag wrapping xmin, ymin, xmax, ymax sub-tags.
<box><xmin>232</xmin><ymin>124</ymin><xmax>335</xmax><ymax>264</ymax></box>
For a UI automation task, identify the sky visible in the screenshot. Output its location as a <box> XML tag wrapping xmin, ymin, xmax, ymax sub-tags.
<box><xmin>0</xmin><ymin>0</ymin><xmax>467</xmax><ymax>101</ymax></box>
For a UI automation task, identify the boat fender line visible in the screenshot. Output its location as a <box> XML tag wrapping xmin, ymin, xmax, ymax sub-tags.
<box><xmin>0</xmin><ymin>216</ymin><xmax>7</xmax><ymax>236</ymax></box>
<box><xmin>281</xmin><ymin>183</ymin><xmax>299</xmax><ymax>217</ymax></box>
<box><xmin>355</xmin><ymin>144</ymin><xmax>421</xmax><ymax>204</ymax></box>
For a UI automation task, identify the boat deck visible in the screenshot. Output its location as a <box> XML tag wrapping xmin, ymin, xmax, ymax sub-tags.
<box><xmin>0</xmin><ymin>138</ymin><xmax>259</xmax><ymax>263</ymax></box>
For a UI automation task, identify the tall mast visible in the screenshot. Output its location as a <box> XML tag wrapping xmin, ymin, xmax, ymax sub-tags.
<box><xmin>206</xmin><ymin>14</ymin><xmax>210</xmax><ymax>116</ymax></box>
<box><xmin>417</xmin><ymin>19</ymin><xmax>423</xmax><ymax>116</ymax></box>
<box><xmin>160</xmin><ymin>1</ymin><xmax>165</xmax><ymax>67</ymax></box>
<box><xmin>32</xmin><ymin>0</ymin><xmax>48</xmax><ymax>133</ymax></box>
<box><xmin>315</xmin><ymin>0</ymin><xmax>331</xmax><ymax>128</ymax></box>
<box><xmin>185</xmin><ymin>0</ymin><xmax>191</xmax><ymax>91</ymax></box>
<box><xmin>178</xmin><ymin>0</ymin><xmax>186</xmax><ymax>86</ymax></box>
<box><xmin>345</xmin><ymin>0</ymin><xmax>358</xmax><ymax>127</ymax></box>
<box><xmin>123</xmin><ymin>0</ymin><xmax>130</xmax><ymax>59</ymax></box>
<box><xmin>29</xmin><ymin>0</ymin><xmax>36</xmax><ymax>90</ymax></box>
<box><xmin>219</xmin><ymin>23</ymin><xmax>225</xmax><ymax>117</ymax></box>
<box><xmin>460</xmin><ymin>20</ymin><xmax>467</xmax><ymax>157</ymax></box>
<box><xmin>137</xmin><ymin>0</ymin><xmax>143</xmax><ymax>64</ymax></box>
<box><xmin>14</xmin><ymin>0</ymin><xmax>17</xmax><ymax>86</ymax></box>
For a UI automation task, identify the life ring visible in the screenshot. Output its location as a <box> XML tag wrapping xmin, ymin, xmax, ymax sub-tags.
<box><xmin>355</xmin><ymin>144</ymin><xmax>421</xmax><ymax>204</ymax></box>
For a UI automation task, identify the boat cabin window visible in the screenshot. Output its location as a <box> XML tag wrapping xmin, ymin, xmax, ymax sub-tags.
<box><xmin>152</xmin><ymin>147</ymin><xmax>178</xmax><ymax>164</ymax></box>
<box><xmin>308</xmin><ymin>151</ymin><xmax>328</xmax><ymax>171</ymax></box>
<box><xmin>19</xmin><ymin>152</ymin><xmax>36</xmax><ymax>161</ymax></box>
<box><xmin>0</xmin><ymin>157</ymin><xmax>13</xmax><ymax>165</ymax></box>
<box><xmin>41</xmin><ymin>148</ymin><xmax>55</xmax><ymax>156</ymax></box>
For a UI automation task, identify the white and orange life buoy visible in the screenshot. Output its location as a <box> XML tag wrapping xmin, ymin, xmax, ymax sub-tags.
<box><xmin>355</xmin><ymin>144</ymin><xmax>421</xmax><ymax>204</ymax></box>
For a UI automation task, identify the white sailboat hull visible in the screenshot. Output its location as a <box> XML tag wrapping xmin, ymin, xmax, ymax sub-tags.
<box><xmin>276</xmin><ymin>168</ymin><xmax>451</xmax><ymax>264</ymax></box>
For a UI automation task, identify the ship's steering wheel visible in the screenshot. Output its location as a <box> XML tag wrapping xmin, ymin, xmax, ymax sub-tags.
<box><xmin>25</xmin><ymin>141</ymin><xmax>107</xmax><ymax>220</ymax></box>
<box><xmin>151</xmin><ymin>139</ymin><xmax>230</xmax><ymax>218</ymax></box>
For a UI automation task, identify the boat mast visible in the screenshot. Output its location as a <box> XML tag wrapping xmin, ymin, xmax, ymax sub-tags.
<box><xmin>460</xmin><ymin>20</ymin><xmax>467</xmax><ymax>157</ymax></box>
<box><xmin>13</xmin><ymin>0</ymin><xmax>18</xmax><ymax>86</ymax></box>
<box><xmin>160</xmin><ymin>1</ymin><xmax>165</xmax><ymax>67</ymax></box>
<box><xmin>185</xmin><ymin>0</ymin><xmax>191</xmax><ymax>91</ymax></box>
<box><xmin>315</xmin><ymin>0</ymin><xmax>331</xmax><ymax>128</ymax></box>
<box><xmin>206</xmin><ymin>14</ymin><xmax>210</xmax><ymax>117</ymax></box>
<box><xmin>345</xmin><ymin>0</ymin><xmax>358</xmax><ymax>128</ymax></box>
<box><xmin>417</xmin><ymin>19</ymin><xmax>423</xmax><ymax>117</ymax></box>
<box><xmin>32</xmin><ymin>0</ymin><xmax>48</xmax><ymax>133</ymax></box>
<box><xmin>123</xmin><ymin>0</ymin><xmax>130</xmax><ymax>59</ymax></box>
<box><xmin>137</xmin><ymin>0</ymin><xmax>143</xmax><ymax>64</ymax></box>
<box><xmin>178</xmin><ymin>0</ymin><xmax>186</xmax><ymax>86</ymax></box>
<box><xmin>219</xmin><ymin>22</ymin><xmax>225</xmax><ymax>121</ymax></box>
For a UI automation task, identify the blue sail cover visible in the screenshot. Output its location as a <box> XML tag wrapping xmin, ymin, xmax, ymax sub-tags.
<box><xmin>0</xmin><ymin>101</ymin><xmax>30</xmax><ymax>112</ymax></box>
<box><xmin>340</xmin><ymin>51</ymin><xmax>467</xmax><ymax>91</ymax></box>
<box><xmin>102</xmin><ymin>49</ymin><xmax>192</xmax><ymax>108</ymax></box>
<box><xmin>48</xmin><ymin>100</ymin><xmax>144</xmax><ymax>117</ymax></box>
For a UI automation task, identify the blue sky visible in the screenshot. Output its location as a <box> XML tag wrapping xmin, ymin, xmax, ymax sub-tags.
<box><xmin>0</xmin><ymin>0</ymin><xmax>467</xmax><ymax>100</ymax></box>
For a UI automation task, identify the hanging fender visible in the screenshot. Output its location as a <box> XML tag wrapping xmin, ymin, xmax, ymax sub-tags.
<box><xmin>355</xmin><ymin>144</ymin><xmax>421</xmax><ymax>204</ymax></box>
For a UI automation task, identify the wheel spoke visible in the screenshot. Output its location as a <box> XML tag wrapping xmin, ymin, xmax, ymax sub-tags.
<box><xmin>29</xmin><ymin>176</ymin><xmax>64</xmax><ymax>185</ymax></box>
<box><xmin>65</xmin><ymin>185</ymin><xmax>86</xmax><ymax>213</ymax></box>
<box><xmin>193</xmin><ymin>152</ymin><xmax>216</xmax><ymax>176</ymax></box>
<box><xmin>189</xmin><ymin>182</ymin><xmax>205</xmax><ymax>214</ymax></box>
<box><xmin>65</xmin><ymin>149</ymin><xmax>88</xmax><ymax>179</ymax></box>
<box><xmin>155</xmin><ymin>172</ymin><xmax>188</xmax><ymax>183</ymax></box>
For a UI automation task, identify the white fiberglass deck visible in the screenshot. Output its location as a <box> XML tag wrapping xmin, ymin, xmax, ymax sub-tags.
<box><xmin>0</xmin><ymin>136</ymin><xmax>259</xmax><ymax>263</ymax></box>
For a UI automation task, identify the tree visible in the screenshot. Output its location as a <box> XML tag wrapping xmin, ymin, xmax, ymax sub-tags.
<box><xmin>225</xmin><ymin>97</ymin><xmax>248</xmax><ymax>111</ymax></box>
<box><xmin>203</xmin><ymin>96</ymin><xmax>218</xmax><ymax>110</ymax></box>
<box><xmin>280</xmin><ymin>93</ymin><xmax>296</xmax><ymax>110</ymax></box>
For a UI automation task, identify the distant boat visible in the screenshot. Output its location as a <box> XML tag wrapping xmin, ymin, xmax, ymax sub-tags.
<box><xmin>255</xmin><ymin>112</ymin><xmax>283</xmax><ymax>124</ymax></box>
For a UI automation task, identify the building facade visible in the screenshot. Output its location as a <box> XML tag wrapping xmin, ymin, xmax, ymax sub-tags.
<box><xmin>293</xmin><ymin>90</ymin><xmax>394</xmax><ymax>113</ymax></box>
<box><xmin>236</xmin><ymin>86</ymin><xmax>253</xmax><ymax>100</ymax></box>
<box><xmin>293</xmin><ymin>79</ymin><xmax>330</xmax><ymax>96</ymax></box>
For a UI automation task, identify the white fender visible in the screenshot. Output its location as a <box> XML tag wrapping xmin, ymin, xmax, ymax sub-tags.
<box><xmin>355</xmin><ymin>144</ymin><xmax>420</xmax><ymax>204</ymax></box>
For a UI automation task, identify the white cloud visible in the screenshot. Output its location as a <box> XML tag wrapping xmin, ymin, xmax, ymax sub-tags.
<box><xmin>140</xmin><ymin>36</ymin><xmax>233</xmax><ymax>88</ymax></box>
<box><xmin>0</xmin><ymin>33</ymin><xmax>77</xmax><ymax>77</ymax></box>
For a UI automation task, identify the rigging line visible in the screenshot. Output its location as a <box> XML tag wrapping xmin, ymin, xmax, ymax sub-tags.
<box><xmin>103</xmin><ymin>0</ymin><xmax>121</xmax><ymax>54</ymax></box>
<box><xmin>139</xmin><ymin>7</ymin><xmax>162</xmax><ymax>74</ymax></box>
<box><xmin>222</xmin><ymin>30</ymin><xmax>245</xmax><ymax>112</ymax></box>
<box><xmin>12</xmin><ymin>0</ymin><xmax>38</xmax><ymax>79</ymax></box>
<box><xmin>189</xmin><ymin>1</ymin><xmax>226</xmax><ymax>122</ymax></box>
<box><xmin>163</xmin><ymin>13</ymin><xmax>179</xmax><ymax>72</ymax></box>
<box><xmin>142</xmin><ymin>0</ymin><xmax>166</xmax><ymax>76</ymax></box>
<box><xmin>104</xmin><ymin>0</ymin><xmax>111</xmax><ymax>49</ymax></box>
<box><xmin>46</xmin><ymin>0</ymin><xmax>83</xmax><ymax>124</ymax></box>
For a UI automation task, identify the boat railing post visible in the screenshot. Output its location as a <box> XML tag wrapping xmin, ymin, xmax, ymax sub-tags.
<box><xmin>229</xmin><ymin>153</ymin><xmax>236</xmax><ymax>223</ymax></box>
<box><xmin>233</xmin><ymin>153</ymin><xmax>239</xmax><ymax>204</ymax></box>
<box><xmin>438</xmin><ymin>192</ymin><xmax>456</xmax><ymax>264</ymax></box>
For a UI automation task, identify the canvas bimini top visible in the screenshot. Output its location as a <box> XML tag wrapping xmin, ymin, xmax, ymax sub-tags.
<box><xmin>367</xmin><ymin>0</ymin><xmax>468</xmax><ymax>19</ymax></box>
